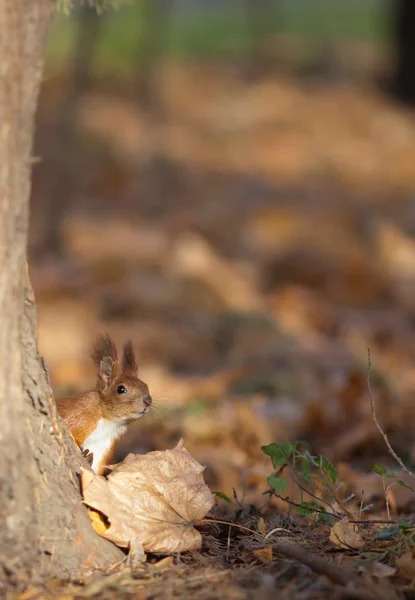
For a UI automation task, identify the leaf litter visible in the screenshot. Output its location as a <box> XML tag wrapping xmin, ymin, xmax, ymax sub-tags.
<box><xmin>26</xmin><ymin>51</ymin><xmax>415</xmax><ymax>600</ymax></box>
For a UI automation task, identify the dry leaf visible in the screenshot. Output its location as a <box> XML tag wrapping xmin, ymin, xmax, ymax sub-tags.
<box><xmin>257</xmin><ymin>517</ymin><xmax>267</xmax><ymax>536</ymax></box>
<box><xmin>82</xmin><ymin>439</ymin><xmax>214</xmax><ymax>553</ymax></box>
<box><xmin>396</xmin><ymin>551</ymin><xmax>415</xmax><ymax>581</ymax></box>
<box><xmin>329</xmin><ymin>518</ymin><xmax>364</xmax><ymax>550</ymax></box>
<box><xmin>241</xmin><ymin>546</ymin><xmax>273</xmax><ymax>564</ymax></box>
<box><xmin>154</xmin><ymin>556</ymin><xmax>175</xmax><ymax>569</ymax></box>
<box><xmin>361</xmin><ymin>562</ymin><xmax>397</xmax><ymax>578</ymax></box>
<box><xmin>252</xmin><ymin>547</ymin><xmax>273</xmax><ymax>563</ymax></box>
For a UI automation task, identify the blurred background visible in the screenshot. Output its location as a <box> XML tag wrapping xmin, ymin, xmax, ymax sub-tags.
<box><xmin>30</xmin><ymin>0</ymin><xmax>415</xmax><ymax>510</ymax></box>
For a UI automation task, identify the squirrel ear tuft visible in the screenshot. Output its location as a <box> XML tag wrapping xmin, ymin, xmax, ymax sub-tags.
<box><xmin>91</xmin><ymin>334</ymin><xmax>118</xmax><ymax>367</ymax></box>
<box><xmin>122</xmin><ymin>340</ymin><xmax>138</xmax><ymax>375</ymax></box>
<box><xmin>92</xmin><ymin>334</ymin><xmax>120</xmax><ymax>394</ymax></box>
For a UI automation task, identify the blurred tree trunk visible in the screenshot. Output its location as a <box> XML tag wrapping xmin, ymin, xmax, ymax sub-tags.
<box><xmin>39</xmin><ymin>4</ymin><xmax>101</xmax><ymax>257</ymax></box>
<box><xmin>137</xmin><ymin>0</ymin><xmax>172</xmax><ymax>114</ymax></box>
<box><xmin>0</xmin><ymin>0</ymin><xmax>123</xmax><ymax>588</ymax></box>
<box><xmin>136</xmin><ymin>0</ymin><xmax>180</xmax><ymax>210</ymax></box>
<box><xmin>390</xmin><ymin>0</ymin><xmax>415</xmax><ymax>105</ymax></box>
<box><xmin>245</xmin><ymin>0</ymin><xmax>276</xmax><ymax>79</ymax></box>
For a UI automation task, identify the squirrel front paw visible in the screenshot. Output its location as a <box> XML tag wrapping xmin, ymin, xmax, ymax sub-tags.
<box><xmin>82</xmin><ymin>448</ymin><xmax>94</xmax><ymax>467</ymax></box>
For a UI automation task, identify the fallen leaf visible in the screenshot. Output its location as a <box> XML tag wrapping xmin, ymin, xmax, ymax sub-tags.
<box><xmin>329</xmin><ymin>518</ymin><xmax>364</xmax><ymax>550</ymax></box>
<box><xmin>252</xmin><ymin>547</ymin><xmax>273</xmax><ymax>563</ymax></box>
<box><xmin>82</xmin><ymin>439</ymin><xmax>214</xmax><ymax>553</ymax></box>
<box><xmin>396</xmin><ymin>551</ymin><xmax>415</xmax><ymax>581</ymax></box>
<box><xmin>257</xmin><ymin>517</ymin><xmax>267</xmax><ymax>536</ymax></box>
<box><xmin>241</xmin><ymin>546</ymin><xmax>273</xmax><ymax>564</ymax></box>
<box><xmin>154</xmin><ymin>556</ymin><xmax>175</xmax><ymax>569</ymax></box>
<box><xmin>362</xmin><ymin>562</ymin><xmax>397</xmax><ymax>578</ymax></box>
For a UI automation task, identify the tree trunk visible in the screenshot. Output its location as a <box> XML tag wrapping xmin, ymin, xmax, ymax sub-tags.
<box><xmin>0</xmin><ymin>0</ymin><xmax>123</xmax><ymax>588</ymax></box>
<box><xmin>390</xmin><ymin>0</ymin><xmax>415</xmax><ymax>105</ymax></box>
<box><xmin>244</xmin><ymin>0</ymin><xmax>276</xmax><ymax>80</ymax></box>
<box><xmin>38</xmin><ymin>3</ymin><xmax>101</xmax><ymax>257</ymax></box>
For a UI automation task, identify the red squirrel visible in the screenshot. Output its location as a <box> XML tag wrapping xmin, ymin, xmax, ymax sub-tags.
<box><xmin>56</xmin><ymin>334</ymin><xmax>152</xmax><ymax>475</ymax></box>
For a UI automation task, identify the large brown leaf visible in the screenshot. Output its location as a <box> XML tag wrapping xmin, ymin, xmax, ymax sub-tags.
<box><xmin>82</xmin><ymin>439</ymin><xmax>214</xmax><ymax>553</ymax></box>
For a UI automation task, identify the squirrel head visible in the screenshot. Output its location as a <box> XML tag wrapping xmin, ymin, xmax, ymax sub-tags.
<box><xmin>91</xmin><ymin>334</ymin><xmax>152</xmax><ymax>423</ymax></box>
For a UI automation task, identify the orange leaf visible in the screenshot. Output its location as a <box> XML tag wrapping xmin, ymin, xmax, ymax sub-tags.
<box><xmin>252</xmin><ymin>547</ymin><xmax>273</xmax><ymax>563</ymax></box>
<box><xmin>257</xmin><ymin>517</ymin><xmax>267</xmax><ymax>536</ymax></box>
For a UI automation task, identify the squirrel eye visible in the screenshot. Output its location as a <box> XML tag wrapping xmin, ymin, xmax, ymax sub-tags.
<box><xmin>117</xmin><ymin>385</ymin><xmax>127</xmax><ymax>394</ymax></box>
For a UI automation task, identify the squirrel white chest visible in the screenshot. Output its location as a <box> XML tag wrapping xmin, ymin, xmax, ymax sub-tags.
<box><xmin>82</xmin><ymin>418</ymin><xmax>127</xmax><ymax>473</ymax></box>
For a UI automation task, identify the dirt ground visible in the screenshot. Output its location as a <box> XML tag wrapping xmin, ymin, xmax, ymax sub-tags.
<box><xmin>21</xmin><ymin>60</ymin><xmax>415</xmax><ymax>599</ymax></box>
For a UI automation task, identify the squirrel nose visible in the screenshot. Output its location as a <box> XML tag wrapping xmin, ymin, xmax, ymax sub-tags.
<box><xmin>143</xmin><ymin>393</ymin><xmax>152</xmax><ymax>408</ymax></box>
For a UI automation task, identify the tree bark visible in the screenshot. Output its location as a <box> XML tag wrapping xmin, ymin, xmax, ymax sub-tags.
<box><xmin>0</xmin><ymin>0</ymin><xmax>123</xmax><ymax>588</ymax></box>
<box><xmin>390</xmin><ymin>0</ymin><xmax>415</xmax><ymax>105</ymax></box>
<box><xmin>38</xmin><ymin>3</ymin><xmax>101</xmax><ymax>257</ymax></box>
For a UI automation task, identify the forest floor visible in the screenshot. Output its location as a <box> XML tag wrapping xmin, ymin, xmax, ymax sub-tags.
<box><xmin>19</xmin><ymin>58</ymin><xmax>415</xmax><ymax>598</ymax></box>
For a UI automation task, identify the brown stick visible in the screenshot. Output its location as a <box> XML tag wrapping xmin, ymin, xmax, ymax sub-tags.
<box><xmin>275</xmin><ymin>543</ymin><xmax>381</xmax><ymax>599</ymax></box>
<box><xmin>274</xmin><ymin>541</ymin><xmax>350</xmax><ymax>586</ymax></box>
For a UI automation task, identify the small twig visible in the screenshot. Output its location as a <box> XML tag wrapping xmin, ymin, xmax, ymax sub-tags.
<box><xmin>330</xmin><ymin>486</ymin><xmax>354</xmax><ymax>519</ymax></box>
<box><xmin>350</xmin><ymin>518</ymin><xmax>398</xmax><ymax>524</ymax></box>
<box><xmin>341</xmin><ymin>493</ymin><xmax>356</xmax><ymax>504</ymax></box>
<box><xmin>273</xmin><ymin>541</ymin><xmax>355</xmax><ymax>587</ymax></box>
<box><xmin>263</xmin><ymin>489</ymin><xmax>338</xmax><ymax>517</ymax></box>
<box><xmin>353</xmin><ymin>504</ymin><xmax>374</xmax><ymax>515</ymax></box>
<box><xmin>233</xmin><ymin>488</ymin><xmax>252</xmax><ymax>519</ymax></box>
<box><xmin>367</xmin><ymin>349</ymin><xmax>415</xmax><ymax>481</ymax></box>
<box><xmin>275</xmin><ymin>462</ymin><xmax>288</xmax><ymax>477</ymax></box>
<box><xmin>264</xmin><ymin>527</ymin><xmax>293</xmax><ymax>540</ymax></box>
<box><xmin>292</xmin><ymin>476</ymin><xmax>341</xmax><ymax>517</ymax></box>
<box><xmin>226</xmin><ymin>525</ymin><xmax>231</xmax><ymax>562</ymax></box>
<box><xmin>264</xmin><ymin>489</ymin><xmax>398</xmax><ymax>524</ymax></box>
<box><xmin>201</xmin><ymin>519</ymin><xmax>261</xmax><ymax>537</ymax></box>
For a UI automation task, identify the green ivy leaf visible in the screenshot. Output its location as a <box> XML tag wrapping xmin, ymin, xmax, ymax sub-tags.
<box><xmin>319</xmin><ymin>456</ymin><xmax>338</xmax><ymax>484</ymax></box>
<box><xmin>213</xmin><ymin>491</ymin><xmax>232</xmax><ymax>503</ymax></box>
<box><xmin>267</xmin><ymin>474</ymin><xmax>288</xmax><ymax>494</ymax></box>
<box><xmin>318</xmin><ymin>511</ymin><xmax>333</xmax><ymax>523</ymax></box>
<box><xmin>396</xmin><ymin>481</ymin><xmax>414</xmax><ymax>491</ymax></box>
<box><xmin>372</xmin><ymin>464</ymin><xmax>388</xmax><ymax>476</ymax></box>
<box><xmin>374</xmin><ymin>526</ymin><xmax>400</xmax><ymax>541</ymax></box>
<box><xmin>261</xmin><ymin>442</ymin><xmax>295</xmax><ymax>468</ymax></box>
<box><xmin>399</xmin><ymin>521</ymin><xmax>414</xmax><ymax>530</ymax></box>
